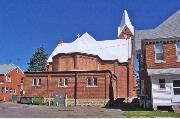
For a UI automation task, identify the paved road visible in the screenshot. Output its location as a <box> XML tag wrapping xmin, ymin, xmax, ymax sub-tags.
<box><xmin>0</xmin><ymin>102</ymin><xmax>124</xmax><ymax>118</ymax></box>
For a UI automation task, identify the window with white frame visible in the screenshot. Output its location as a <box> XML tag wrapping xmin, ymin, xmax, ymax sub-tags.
<box><xmin>37</xmin><ymin>78</ymin><xmax>41</xmax><ymax>86</ymax></box>
<box><xmin>155</xmin><ymin>43</ymin><xmax>164</xmax><ymax>62</ymax></box>
<box><xmin>10</xmin><ymin>88</ymin><xmax>12</xmax><ymax>94</ymax></box>
<box><xmin>32</xmin><ymin>78</ymin><xmax>37</xmax><ymax>86</ymax></box>
<box><xmin>6</xmin><ymin>76</ymin><xmax>12</xmax><ymax>82</ymax></box>
<box><xmin>87</xmin><ymin>77</ymin><xmax>97</xmax><ymax>86</ymax></box>
<box><xmin>173</xmin><ymin>80</ymin><xmax>180</xmax><ymax>95</ymax></box>
<box><xmin>32</xmin><ymin>78</ymin><xmax>41</xmax><ymax>86</ymax></box>
<box><xmin>176</xmin><ymin>42</ymin><xmax>180</xmax><ymax>61</ymax></box>
<box><xmin>6</xmin><ymin>87</ymin><xmax>8</xmax><ymax>93</ymax></box>
<box><xmin>159</xmin><ymin>79</ymin><xmax>165</xmax><ymax>89</ymax></box>
<box><xmin>58</xmin><ymin>78</ymin><xmax>68</xmax><ymax>87</ymax></box>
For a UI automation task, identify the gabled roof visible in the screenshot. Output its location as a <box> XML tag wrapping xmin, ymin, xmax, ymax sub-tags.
<box><xmin>0</xmin><ymin>64</ymin><xmax>17</xmax><ymax>75</ymax></box>
<box><xmin>118</xmin><ymin>10</ymin><xmax>134</xmax><ymax>37</ymax></box>
<box><xmin>135</xmin><ymin>10</ymin><xmax>180</xmax><ymax>50</ymax></box>
<box><xmin>47</xmin><ymin>32</ymin><xmax>132</xmax><ymax>63</ymax></box>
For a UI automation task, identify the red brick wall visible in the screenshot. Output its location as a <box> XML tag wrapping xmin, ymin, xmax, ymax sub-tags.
<box><xmin>119</xmin><ymin>26</ymin><xmax>134</xmax><ymax>39</ymax></box>
<box><xmin>145</xmin><ymin>43</ymin><xmax>180</xmax><ymax>68</ymax></box>
<box><xmin>0</xmin><ymin>68</ymin><xmax>24</xmax><ymax>101</ymax></box>
<box><xmin>52</xmin><ymin>54</ymin><xmax>101</xmax><ymax>71</ymax></box>
<box><xmin>24</xmin><ymin>73</ymin><xmax>112</xmax><ymax>100</ymax></box>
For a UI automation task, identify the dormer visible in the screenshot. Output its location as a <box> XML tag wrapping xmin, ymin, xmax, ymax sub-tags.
<box><xmin>118</xmin><ymin>10</ymin><xmax>134</xmax><ymax>39</ymax></box>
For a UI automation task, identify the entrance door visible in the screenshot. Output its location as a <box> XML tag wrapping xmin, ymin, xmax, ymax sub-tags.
<box><xmin>172</xmin><ymin>80</ymin><xmax>180</xmax><ymax>102</ymax></box>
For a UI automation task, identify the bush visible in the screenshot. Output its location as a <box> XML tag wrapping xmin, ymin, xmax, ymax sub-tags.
<box><xmin>20</xmin><ymin>97</ymin><xmax>32</xmax><ymax>104</ymax></box>
<box><xmin>32</xmin><ymin>96</ymin><xmax>44</xmax><ymax>105</ymax></box>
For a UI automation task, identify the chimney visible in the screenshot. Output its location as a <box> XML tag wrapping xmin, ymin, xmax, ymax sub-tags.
<box><xmin>59</xmin><ymin>39</ymin><xmax>64</xmax><ymax>45</ymax></box>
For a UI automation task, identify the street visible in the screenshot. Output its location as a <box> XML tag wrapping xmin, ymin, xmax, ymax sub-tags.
<box><xmin>0</xmin><ymin>102</ymin><xmax>124</xmax><ymax>118</ymax></box>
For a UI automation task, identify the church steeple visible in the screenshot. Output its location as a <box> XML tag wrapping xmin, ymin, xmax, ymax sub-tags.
<box><xmin>118</xmin><ymin>10</ymin><xmax>134</xmax><ymax>38</ymax></box>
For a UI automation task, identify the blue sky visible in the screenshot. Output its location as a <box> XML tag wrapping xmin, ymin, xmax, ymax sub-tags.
<box><xmin>0</xmin><ymin>0</ymin><xmax>180</xmax><ymax>70</ymax></box>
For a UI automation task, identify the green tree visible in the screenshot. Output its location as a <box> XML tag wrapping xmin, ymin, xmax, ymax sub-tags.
<box><xmin>27</xmin><ymin>46</ymin><xmax>48</xmax><ymax>71</ymax></box>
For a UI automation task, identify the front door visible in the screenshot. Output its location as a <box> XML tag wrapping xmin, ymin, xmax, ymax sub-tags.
<box><xmin>172</xmin><ymin>80</ymin><xmax>180</xmax><ymax>102</ymax></box>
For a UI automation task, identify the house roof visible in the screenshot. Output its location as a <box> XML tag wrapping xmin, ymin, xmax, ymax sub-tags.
<box><xmin>135</xmin><ymin>10</ymin><xmax>180</xmax><ymax>50</ymax></box>
<box><xmin>47</xmin><ymin>32</ymin><xmax>132</xmax><ymax>63</ymax></box>
<box><xmin>0</xmin><ymin>64</ymin><xmax>17</xmax><ymax>75</ymax></box>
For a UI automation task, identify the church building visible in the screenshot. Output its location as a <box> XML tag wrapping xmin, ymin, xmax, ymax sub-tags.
<box><xmin>23</xmin><ymin>10</ymin><xmax>136</xmax><ymax>106</ymax></box>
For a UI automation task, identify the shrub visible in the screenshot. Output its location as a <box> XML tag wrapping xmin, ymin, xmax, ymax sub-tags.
<box><xmin>32</xmin><ymin>96</ymin><xmax>44</xmax><ymax>105</ymax></box>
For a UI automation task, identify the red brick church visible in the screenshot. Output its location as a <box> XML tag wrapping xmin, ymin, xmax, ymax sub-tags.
<box><xmin>23</xmin><ymin>10</ymin><xmax>136</xmax><ymax>106</ymax></box>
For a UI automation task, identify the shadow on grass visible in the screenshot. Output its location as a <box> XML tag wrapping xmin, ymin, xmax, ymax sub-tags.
<box><xmin>102</xmin><ymin>98</ymin><xmax>152</xmax><ymax>111</ymax></box>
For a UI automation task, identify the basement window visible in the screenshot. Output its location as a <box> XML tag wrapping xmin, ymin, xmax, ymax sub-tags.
<box><xmin>159</xmin><ymin>79</ymin><xmax>165</xmax><ymax>89</ymax></box>
<box><xmin>155</xmin><ymin>43</ymin><xmax>164</xmax><ymax>63</ymax></box>
<box><xmin>176</xmin><ymin>42</ymin><xmax>180</xmax><ymax>62</ymax></box>
<box><xmin>87</xmin><ymin>77</ymin><xmax>97</xmax><ymax>87</ymax></box>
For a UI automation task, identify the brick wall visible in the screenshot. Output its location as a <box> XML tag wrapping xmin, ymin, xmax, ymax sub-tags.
<box><xmin>0</xmin><ymin>68</ymin><xmax>24</xmax><ymax>101</ymax></box>
<box><xmin>145</xmin><ymin>43</ymin><xmax>180</xmax><ymax>68</ymax></box>
<box><xmin>24</xmin><ymin>72</ymin><xmax>114</xmax><ymax>105</ymax></box>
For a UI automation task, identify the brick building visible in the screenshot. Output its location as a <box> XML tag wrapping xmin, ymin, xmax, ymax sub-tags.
<box><xmin>23</xmin><ymin>10</ymin><xmax>137</xmax><ymax>106</ymax></box>
<box><xmin>0</xmin><ymin>64</ymin><xmax>24</xmax><ymax>101</ymax></box>
<box><xmin>136</xmin><ymin>10</ymin><xmax>180</xmax><ymax>109</ymax></box>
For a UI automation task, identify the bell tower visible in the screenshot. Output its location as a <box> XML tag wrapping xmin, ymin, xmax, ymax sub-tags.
<box><xmin>118</xmin><ymin>10</ymin><xmax>134</xmax><ymax>39</ymax></box>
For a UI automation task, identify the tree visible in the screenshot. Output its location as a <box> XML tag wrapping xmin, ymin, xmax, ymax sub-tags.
<box><xmin>27</xmin><ymin>46</ymin><xmax>48</xmax><ymax>71</ymax></box>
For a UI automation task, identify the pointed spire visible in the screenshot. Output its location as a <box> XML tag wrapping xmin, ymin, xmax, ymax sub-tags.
<box><xmin>120</xmin><ymin>10</ymin><xmax>132</xmax><ymax>27</ymax></box>
<box><xmin>118</xmin><ymin>10</ymin><xmax>134</xmax><ymax>37</ymax></box>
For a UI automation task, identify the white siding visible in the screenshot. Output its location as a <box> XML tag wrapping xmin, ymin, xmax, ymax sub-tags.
<box><xmin>151</xmin><ymin>75</ymin><xmax>180</xmax><ymax>107</ymax></box>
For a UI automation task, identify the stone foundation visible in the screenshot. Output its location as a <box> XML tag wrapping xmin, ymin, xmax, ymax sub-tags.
<box><xmin>44</xmin><ymin>98</ymin><xmax>110</xmax><ymax>106</ymax></box>
<box><xmin>67</xmin><ymin>99</ymin><xmax>110</xmax><ymax>106</ymax></box>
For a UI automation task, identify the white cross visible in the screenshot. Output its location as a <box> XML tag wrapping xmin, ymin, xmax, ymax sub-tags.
<box><xmin>77</xmin><ymin>34</ymin><xmax>80</xmax><ymax>38</ymax></box>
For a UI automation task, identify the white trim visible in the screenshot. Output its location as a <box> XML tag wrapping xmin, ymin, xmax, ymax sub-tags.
<box><xmin>4</xmin><ymin>64</ymin><xmax>24</xmax><ymax>76</ymax></box>
<box><xmin>58</xmin><ymin>78</ymin><xmax>68</xmax><ymax>87</ymax></box>
<box><xmin>154</xmin><ymin>43</ymin><xmax>165</xmax><ymax>63</ymax></box>
<box><xmin>147</xmin><ymin>68</ymin><xmax>180</xmax><ymax>76</ymax></box>
<box><xmin>175</xmin><ymin>42</ymin><xmax>180</xmax><ymax>62</ymax></box>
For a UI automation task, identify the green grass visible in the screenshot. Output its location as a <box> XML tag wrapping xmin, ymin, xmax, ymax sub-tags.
<box><xmin>123</xmin><ymin>110</ymin><xmax>180</xmax><ymax>118</ymax></box>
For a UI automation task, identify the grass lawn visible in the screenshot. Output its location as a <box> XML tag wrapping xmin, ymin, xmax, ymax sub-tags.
<box><xmin>123</xmin><ymin>110</ymin><xmax>180</xmax><ymax>118</ymax></box>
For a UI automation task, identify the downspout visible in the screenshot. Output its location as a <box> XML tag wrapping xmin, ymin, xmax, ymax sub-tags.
<box><xmin>74</xmin><ymin>72</ymin><xmax>78</xmax><ymax>106</ymax></box>
<box><xmin>127</xmin><ymin>63</ymin><xmax>129</xmax><ymax>100</ymax></box>
<box><xmin>47</xmin><ymin>75</ymin><xmax>50</xmax><ymax>106</ymax></box>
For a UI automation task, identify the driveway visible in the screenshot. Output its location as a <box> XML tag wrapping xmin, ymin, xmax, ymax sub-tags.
<box><xmin>0</xmin><ymin>102</ymin><xmax>124</xmax><ymax>118</ymax></box>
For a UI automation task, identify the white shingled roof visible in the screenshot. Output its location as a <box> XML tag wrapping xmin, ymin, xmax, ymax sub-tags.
<box><xmin>118</xmin><ymin>10</ymin><xmax>134</xmax><ymax>37</ymax></box>
<box><xmin>47</xmin><ymin>32</ymin><xmax>132</xmax><ymax>63</ymax></box>
<box><xmin>135</xmin><ymin>10</ymin><xmax>180</xmax><ymax>50</ymax></box>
